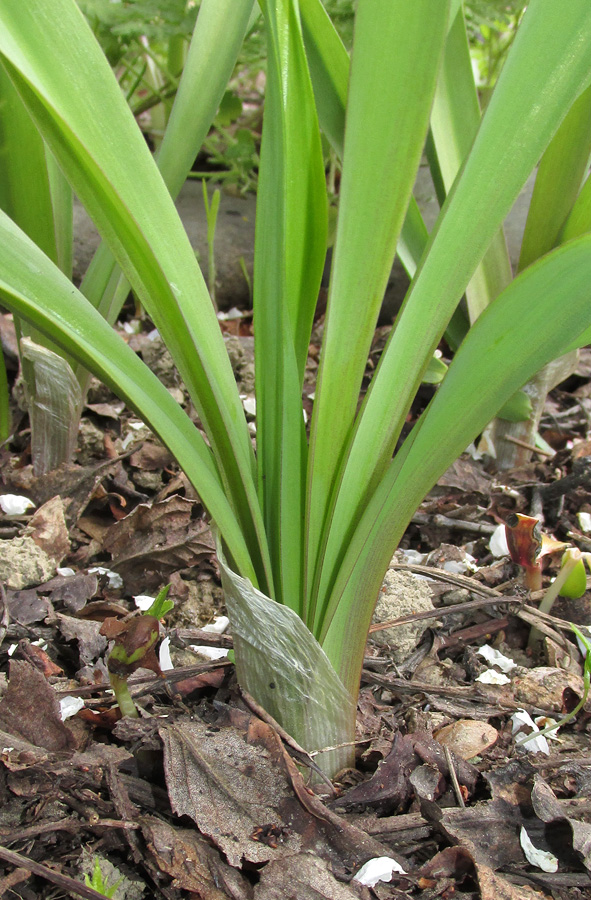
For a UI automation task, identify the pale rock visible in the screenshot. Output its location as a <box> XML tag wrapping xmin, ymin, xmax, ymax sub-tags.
<box><xmin>371</xmin><ymin>569</ymin><xmax>436</xmax><ymax>664</ymax></box>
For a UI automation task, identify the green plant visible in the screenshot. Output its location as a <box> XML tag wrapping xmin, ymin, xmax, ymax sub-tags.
<box><xmin>103</xmin><ymin>585</ymin><xmax>172</xmax><ymax>718</ymax></box>
<box><xmin>1</xmin><ymin>0</ymin><xmax>591</xmax><ymax>776</ymax></box>
<box><xmin>85</xmin><ymin>857</ymin><xmax>123</xmax><ymax>898</ymax></box>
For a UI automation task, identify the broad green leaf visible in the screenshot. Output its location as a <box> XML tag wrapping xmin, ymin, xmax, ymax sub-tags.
<box><xmin>0</xmin><ymin>0</ymin><xmax>272</xmax><ymax>592</ymax></box>
<box><xmin>82</xmin><ymin>0</ymin><xmax>254</xmax><ymax>324</ymax></box>
<box><xmin>322</xmin><ymin>235</ymin><xmax>591</xmax><ymax>694</ymax></box>
<box><xmin>254</xmin><ymin>0</ymin><xmax>327</xmax><ymax>610</ymax></box>
<box><xmin>519</xmin><ymin>84</ymin><xmax>591</xmax><ymax>271</ymax></box>
<box><xmin>0</xmin><ymin>62</ymin><xmax>58</xmax><ymax>263</ymax></box>
<box><xmin>0</xmin><ymin>209</ymin><xmax>257</xmax><ymax>583</ymax></box>
<box><xmin>316</xmin><ymin>0</ymin><xmax>591</xmax><ymax>630</ymax></box>
<box><xmin>306</xmin><ymin>0</ymin><xmax>450</xmax><ymax>627</ymax></box>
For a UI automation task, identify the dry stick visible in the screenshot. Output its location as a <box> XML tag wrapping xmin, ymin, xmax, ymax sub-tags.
<box><xmin>369</xmin><ymin>594</ymin><xmax>522</xmax><ymax>634</ymax></box>
<box><xmin>410</xmin><ymin>512</ymin><xmax>496</xmax><ymax>535</ymax></box>
<box><xmin>443</xmin><ymin>745</ymin><xmax>465</xmax><ymax>809</ymax></box>
<box><xmin>389</xmin><ymin>562</ymin><xmax>503</xmax><ymax>595</ymax></box>
<box><xmin>501</xmin><ymin>434</ymin><xmax>555</xmax><ymax>457</ymax></box>
<box><xmin>0</xmin><ymin>844</ymin><xmax>114</xmax><ymax>900</ymax></box>
<box><xmin>0</xmin><ymin>818</ymin><xmax>139</xmax><ymax>844</ymax></box>
<box><xmin>239</xmin><ymin>687</ymin><xmax>336</xmax><ymax>794</ymax></box>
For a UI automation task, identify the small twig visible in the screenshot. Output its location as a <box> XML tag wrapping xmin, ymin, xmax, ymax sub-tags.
<box><xmin>389</xmin><ymin>563</ymin><xmax>502</xmax><ymax>596</ymax></box>
<box><xmin>443</xmin><ymin>745</ymin><xmax>465</xmax><ymax>809</ymax></box>
<box><xmin>411</xmin><ymin>512</ymin><xmax>496</xmax><ymax>535</ymax></box>
<box><xmin>369</xmin><ymin>594</ymin><xmax>521</xmax><ymax>634</ymax></box>
<box><xmin>0</xmin><ymin>582</ymin><xmax>8</xmax><ymax>649</ymax></box>
<box><xmin>0</xmin><ymin>818</ymin><xmax>139</xmax><ymax>843</ymax></box>
<box><xmin>0</xmin><ymin>844</ymin><xmax>113</xmax><ymax>900</ymax></box>
<box><xmin>501</xmin><ymin>434</ymin><xmax>554</xmax><ymax>456</ymax></box>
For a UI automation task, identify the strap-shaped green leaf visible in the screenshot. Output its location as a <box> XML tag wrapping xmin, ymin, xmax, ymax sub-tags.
<box><xmin>306</xmin><ymin>0</ymin><xmax>450</xmax><ymax>628</ymax></box>
<box><xmin>315</xmin><ymin>0</ymin><xmax>591</xmax><ymax>631</ymax></box>
<box><xmin>322</xmin><ymin>234</ymin><xmax>591</xmax><ymax>695</ymax></box>
<box><xmin>254</xmin><ymin>0</ymin><xmax>327</xmax><ymax>611</ymax></box>
<box><xmin>0</xmin><ymin>209</ymin><xmax>257</xmax><ymax>583</ymax></box>
<box><xmin>0</xmin><ymin>0</ymin><xmax>272</xmax><ymax>591</ymax></box>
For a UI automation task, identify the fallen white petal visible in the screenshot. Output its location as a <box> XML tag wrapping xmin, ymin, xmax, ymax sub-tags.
<box><xmin>489</xmin><ymin>523</ymin><xmax>509</xmax><ymax>557</ymax></box>
<box><xmin>7</xmin><ymin>644</ymin><xmax>17</xmax><ymax>657</ymax></box>
<box><xmin>241</xmin><ymin>396</ymin><xmax>256</xmax><ymax>417</ymax></box>
<box><xmin>577</xmin><ymin>512</ymin><xmax>591</xmax><ymax>533</ymax></box>
<box><xmin>476</xmin><ymin>669</ymin><xmax>510</xmax><ymax>685</ymax></box>
<box><xmin>520</xmin><ymin>827</ymin><xmax>558</xmax><ymax>873</ymax></box>
<box><xmin>512</xmin><ymin>709</ymin><xmax>550</xmax><ymax>755</ymax></box>
<box><xmin>57</xmin><ymin>567</ymin><xmax>76</xmax><ymax>577</ymax></box>
<box><xmin>353</xmin><ymin>857</ymin><xmax>406</xmax><ymax>887</ymax></box>
<box><xmin>201</xmin><ymin>616</ymin><xmax>229</xmax><ymax>634</ymax></box>
<box><xmin>159</xmin><ymin>637</ymin><xmax>173</xmax><ymax>671</ymax></box>
<box><xmin>134</xmin><ymin>594</ymin><xmax>156</xmax><ymax>611</ymax></box>
<box><xmin>477</xmin><ymin>644</ymin><xmax>517</xmax><ymax>673</ymax></box>
<box><xmin>217</xmin><ymin>306</ymin><xmax>243</xmax><ymax>321</ymax></box>
<box><xmin>59</xmin><ymin>696</ymin><xmax>85</xmax><ymax>720</ymax></box>
<box><xmin>0</xmin><ymin>494</ymin><xmax>35</xmax><ymax>515</ymax></box>
<box><xmin>189</xmin><ymin>645</ymin><xmax>229</xmax><ymax>661</ymax></box>
<box><xmin>88</xmin><ymin>567</ymin><xmax>123</xmax><ymax>590</ymax></box>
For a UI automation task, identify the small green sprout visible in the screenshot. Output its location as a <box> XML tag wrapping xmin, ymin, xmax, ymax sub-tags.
<box><xmin>84</xmin><ymin>858</ymin><xmax>122</xmax><ymax>898</ymax></box>
<box><xmin>102</xmin><ymin>585</ymin><xmax>173</xmax><ymax>718</ymax></box>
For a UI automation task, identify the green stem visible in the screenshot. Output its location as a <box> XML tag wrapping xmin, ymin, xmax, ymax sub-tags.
<box><xmin>109</xmin><ymin>672</ymin><xmax>139</xmax><ymax>718</ymax></box>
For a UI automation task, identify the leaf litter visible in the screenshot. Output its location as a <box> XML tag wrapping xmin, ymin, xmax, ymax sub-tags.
<box><xmin>1</xmin><ymin>336</ymin><xmax>591</xmax><ymax>898</ymax></box>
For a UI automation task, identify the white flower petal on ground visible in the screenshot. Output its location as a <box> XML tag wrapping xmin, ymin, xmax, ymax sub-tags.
<box><xmin>489</xmin><ymin>523</ymin><xmax>509</xmax><ymax>557</ymax></box>
<box><xmin>189</xmin><ymin>645</ymin><xmax>229</xmax><ymax>661</ymax></box>
<box><xmin>159</xmin><ymin>636</ymin><xmax>173</xmax><ymax>671</ymax></box>
<box><xmin>0</xmin><ymin>494</ymin><xmax>35</xmax><ymax>515</ymax></box>
<box><xmin>476</xmin><ymin>669</ymin><xmax>510</xmax><ymax>685</ymax></box>
<box><xmin>477</xmin><ymin>644</ymin><xmax>517</xmax><ymax>673</ymax></box>
<box><xmin>59</xmin><ymin>696</ymin><xmax>85</xmax><ymax>720</ymax></box>
<box><xmin>353</xmin><ymin>857</ymin><xmax>406</xmax><ymax>886</ymax></box>
<box><xmin>134</xmin><ymin>594</ymin><xmax>155</xmax><ymax>611</ymax></box>
<box><xmin>512</xmin><ymin>709</ymin><xmax>550</xmax><ymax>755</ymax></box>
<box><xmin>88</xmin><ymin>567</ymin><xmax>123</xmax><ymax>589</ymax></box>
<box><xmin>201</xmin><ymin>616</ymin><xmax>230</xmax><ymax>634</ymax></box>
<box><xmin>520</xmin><ymin>827</ymin><xmax>558</xmax><ymax>872</ymax></box>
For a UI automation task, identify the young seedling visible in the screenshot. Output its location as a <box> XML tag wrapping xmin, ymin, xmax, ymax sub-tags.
<box><xmin>84</xmin><ymin>858</ymin><xmax>123</xmax><ymax>898</ymax></box>
<box><xmin>102</xmin><ymin>585</ymin><xmax>173</xmax><ymax>718</ymax></box>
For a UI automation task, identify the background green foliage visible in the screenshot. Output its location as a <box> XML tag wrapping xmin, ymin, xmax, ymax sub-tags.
<box><xmin>74</xmin><ymin>0</ymin><xmax>525</xmax><ymax>191</ymax></box>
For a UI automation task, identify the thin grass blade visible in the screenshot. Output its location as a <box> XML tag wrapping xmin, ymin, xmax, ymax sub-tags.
<box><xmin>519</xmin><ymin>84</ymin><xmax>591</xmax><ymax>271</ymax></box>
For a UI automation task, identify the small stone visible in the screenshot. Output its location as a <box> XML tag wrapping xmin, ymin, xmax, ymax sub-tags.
<box><xmin>371</xmin><ymin>569</ymin><xmax>436</xmax><ymax>664</ymax></box>
<box><xmin>0</xmin><ymin>536</ymin><xmax>56</xmax><ymax>589</ymax></box>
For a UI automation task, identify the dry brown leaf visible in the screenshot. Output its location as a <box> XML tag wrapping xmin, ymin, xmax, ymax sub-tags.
<box><xmin>435</xmin><ymin>719</ymin><xmax>498</xmax><ymax>759</ymax></box>
<box><xmin>102</xmin><ymin>495</ymin><xmax>215</xmax><ymax>591</ymax></box>
<box><xmin>0</xmin><ymin>660</ymin><xmax>75</xmax><ymax>751</ymax></box>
